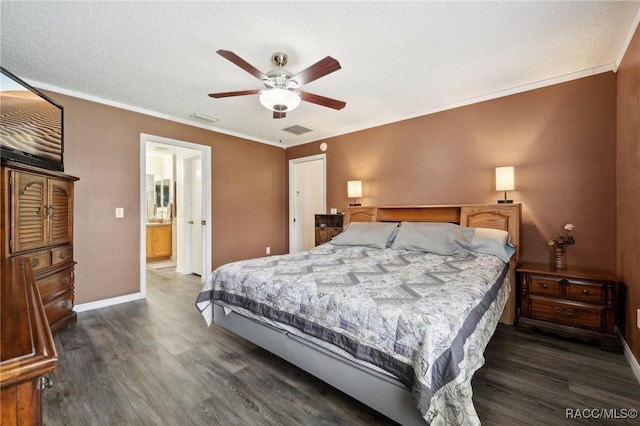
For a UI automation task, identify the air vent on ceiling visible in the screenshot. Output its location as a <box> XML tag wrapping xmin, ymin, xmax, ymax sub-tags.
<box><xmin>190</xmin><ymin>112</ymin><xmax>219</xmax><ymax>123</ymax></box>
<box><xmin>282</xmin><ymin>125</ymin><xmax>313</xmax><ymax>136</ymax></box>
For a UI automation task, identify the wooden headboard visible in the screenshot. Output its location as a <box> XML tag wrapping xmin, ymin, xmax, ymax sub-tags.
<box><xmin>344</xmin><ymin>204</ymin><xmax>522</xmax><ymax>325</ymax></box>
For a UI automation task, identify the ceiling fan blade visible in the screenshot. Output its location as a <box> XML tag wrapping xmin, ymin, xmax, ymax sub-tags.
<box><xmin>290</xmin><ymin>56</ymin><xmax>341</xmax><ymax>86</ymax></box>
<box><xmin>273</xmin><ymin>111</ymin><xmax>286</xmax><ymax>119</ymax></box>
<box><xmin>301</xmin><ymin>92</ymin><xmax>346</xmax><ymax>110</ymax></box>
<box><xmin>217</xmin><ymin>49</ymin><xmax>270</xmax><ymax>81</ymax></box>
<box><xmin>208</xmin><ymin>89</ymin><xmax>260</xmax><ymax>98</ymax></box>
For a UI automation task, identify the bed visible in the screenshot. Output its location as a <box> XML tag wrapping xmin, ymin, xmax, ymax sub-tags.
<box><xmin>197</xmin><ymin>204</ymin><xmax>521</xmax><ymax>425</ymax></box>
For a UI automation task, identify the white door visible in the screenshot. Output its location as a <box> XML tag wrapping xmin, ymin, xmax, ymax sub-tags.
<box><xmin>290</xmin><ymin>155</ymin><xmax>326</xmax><ymax>253</ymax></box>
<box><xmin>189</xmin><ymin>156</ymin><xmax>203</xmax><ymax>275</ymax></box>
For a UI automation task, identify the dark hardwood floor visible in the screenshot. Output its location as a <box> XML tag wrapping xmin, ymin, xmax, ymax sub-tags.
<box><xmin>44</xmin><ymin>267</ymin><xmax>640</xmax><ymax>425</ymax></box>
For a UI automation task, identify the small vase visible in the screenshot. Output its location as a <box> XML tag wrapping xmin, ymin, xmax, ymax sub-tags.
<box><xmin>554</xmin><ymin>246</ymin><xmax>567</xmax><ymax>269</ymax></box>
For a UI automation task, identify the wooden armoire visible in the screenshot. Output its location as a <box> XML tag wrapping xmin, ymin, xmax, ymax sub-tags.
<box><xmin>1</xmin><ymin>159</ymin><xmax>79</xmax><ymax>334</ymax></box>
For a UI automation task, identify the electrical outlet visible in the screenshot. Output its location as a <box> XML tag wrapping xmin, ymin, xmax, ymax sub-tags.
<box><xmin>266</xmin><ymin>246</ymin><xmax>271</xmax><ymax>255</ymax></box>
<box><xmin>115</xmin><ymin>207</ymin><xmax>124</xmax><ymax>218</ymax></box>
<box><xmin>637</xmin><ymin>309</ymin><xmax>640</xmax><ymax>331</ymax></box>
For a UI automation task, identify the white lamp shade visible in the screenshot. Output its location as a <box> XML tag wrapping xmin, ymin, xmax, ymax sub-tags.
<box><xmin>347</xmin><ymin>180</ymin><xmax>362</xmax><ymax>198</ymax></box>
<box><xmin>259</xmin><ymin>88</ymin><xmax>301</xmax><ymax>112</ymax></box>
<box><xmin>495</xmin><ymin>166</ymin><xmax>515</xmax><ymax>191</ymax></box>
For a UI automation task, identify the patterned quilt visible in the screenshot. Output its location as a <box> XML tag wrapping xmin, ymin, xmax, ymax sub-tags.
<box><xmin>196</xmin><ymin>243</ymin><xmax>509</xmax><ymax>425</ymax></box>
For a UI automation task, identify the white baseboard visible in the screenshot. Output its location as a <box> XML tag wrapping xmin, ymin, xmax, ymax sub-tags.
<box><xmin>75</xmin><ymin>292</ymin><xmax>143</xmax><ymax>313</ymax></box>
<box><xmin>616</xmin><ymin>327</ymin><xmax>640</xmax><ymax>384</ymax></box>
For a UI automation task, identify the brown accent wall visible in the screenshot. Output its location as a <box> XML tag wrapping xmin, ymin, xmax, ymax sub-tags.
<box><xmin>617</xmin><ymin>26</ymin><xmax>640</xmax><ymax>362</ymax></box>
<box><xmin>287</xmin><ymin>73</ymin><xmax>617</xmax><ymax>272</ymax></box>
<box><xmin>43</xmin><ymin>92</ymin><xmax>287</xmax><ymax>304</ymax></box>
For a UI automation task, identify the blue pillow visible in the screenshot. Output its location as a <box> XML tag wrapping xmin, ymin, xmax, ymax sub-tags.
<box><xmin>470</xmin><ymin>227</ymin><xmax>515</xmax><ymax>262</ymax></box>
<box><xmin>331</xmin><ymin>222</ymin><xmax>399</xmax><ymax>249</ymax></box>
<box><xmin>391</xmin><ymin>222</ymin><xmax>474</xmax><ymax>257</ymax></box>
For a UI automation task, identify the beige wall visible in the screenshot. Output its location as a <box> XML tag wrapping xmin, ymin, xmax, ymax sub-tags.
<box><xmin>43</xmin><ymin>92</ymin><xmax>287</xmax><ymax>304</ymax></box>
<box><xmin>617</xmin><ymin>26</ymin><xmax>640</xmax><ymax>362</ymax></box>
<box><xmin>287</xmin><ymin>73</ymin><xmax>618</xmax><ymax>273</ymax></box>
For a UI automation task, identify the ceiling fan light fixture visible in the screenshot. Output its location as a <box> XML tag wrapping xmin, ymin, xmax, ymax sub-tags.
<box><xmin>259</xmin><ymin>88</ymin><xmax>301</xmax><ymax>112</ymax></box>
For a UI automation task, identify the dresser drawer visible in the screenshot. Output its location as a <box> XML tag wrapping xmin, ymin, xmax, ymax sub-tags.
<box><xmin>529</xmin><ymin>277</ymin><xmax>561</xmax><ymax>297</ymax></box>
<box><xmin>51</xmin><ymin>245</ymin><xmax>73</xmax><ymax>266</ymax></box>
<box><xmin>38</xmin><ymin>267</ymin><xmax>74</xmax><ymax>303</ymax></box>
<box><xmin>529</xmin><ymin>297</ymin><xmax>604</xmax><ymax>331</ymax></box>
<box><xmin>44</xmin><ymin>291</ymin><xmax>74</xmax><ymax>326</ymax></box>
<box><xmin>14</xmin><ymin>249</ymin><xmax>50</xmax><ymax>273</ymax></box>
<box><xmin>566</xmin><ymin>281</ymin><xmax>604</xmax><ymax>304</ymax></box>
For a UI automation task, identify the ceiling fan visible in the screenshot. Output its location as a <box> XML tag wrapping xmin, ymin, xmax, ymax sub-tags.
<box><xmin>209</xmin><ymin>49</ymin><xmax>346</xmax><ymax>119</ymax></box>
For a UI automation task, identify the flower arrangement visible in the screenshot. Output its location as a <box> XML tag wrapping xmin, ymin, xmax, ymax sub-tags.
<box><xmin>548</xmin><ymin>224</ymin><xmax>575</xmax><ymax>249</ymax></box>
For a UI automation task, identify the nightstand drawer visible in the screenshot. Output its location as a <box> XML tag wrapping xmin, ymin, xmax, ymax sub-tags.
<box><xmin>566</xmin><ymin>281</ymin><xmax>604</xmax><ymax>304</ymax></box>
<box><xmin>529</xmin><ymin>297</ymin><xmax>604</xmax><ymax>331</ymax></box>
<box><xmin>529</xmin><ymin>277</ymin><xmax>561</xmax><ymax>297</ymax></box>
<box><xmin>315</xmin><ymin>227</ymin><xmax>342</xmax><ymax>246</ymax></box>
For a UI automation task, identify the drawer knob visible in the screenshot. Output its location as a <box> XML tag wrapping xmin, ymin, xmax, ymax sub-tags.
<box><xmin>582</xmin><ymin>289</ymin><xmax>589</xmax><ymax>294</ymax></box>
<box><xmin>41</xmin><ymin>376</ymin><xmax>54</xmax><ymax>389</ymax></box>
<box><xmin>31</xmin><ymin>258</ymin><xmax>40</xmax><ymax>267</ymax></box>
<box><xmin>59</xmin><ymin>251</ymin><xmax>67</xmax><ymax>259</ymax></box>
<box><xmin>542</xmin><ymin>283</ymin><xmax>548</xmax><ymax>289</ymax></box>
<box><xmin>62</xmin><ymin>278</ymin><xmax>69</xmax><ymax>285</ymax></box>
<box><xmin>556</xmin><ymin>307</ymin><xmax>573</xmax><ymax>317</ymax></box>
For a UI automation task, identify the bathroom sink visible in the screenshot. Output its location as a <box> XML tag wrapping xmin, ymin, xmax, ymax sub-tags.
<box><xmin>146</xmin><ymin>219</ymin><xmax>172</xmax><ymax>224</ymax></box>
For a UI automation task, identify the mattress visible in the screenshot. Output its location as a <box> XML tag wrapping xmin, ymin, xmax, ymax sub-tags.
<box><xmin>197</xmin><ymin>243</ymin><xmax>509</xmax><ymax>424</ymax></box>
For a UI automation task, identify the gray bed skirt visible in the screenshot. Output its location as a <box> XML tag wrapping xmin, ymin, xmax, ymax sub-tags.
<box><xmin>213</xmin><ymin>302</ymin><xmax>428</xmax><ymax>425</ymax></box>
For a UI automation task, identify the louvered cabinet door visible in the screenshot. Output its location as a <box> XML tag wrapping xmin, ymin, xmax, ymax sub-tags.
<box><xmin>48</xmin><ymin>178</ymin><xmax>73</xmax><ymax>246</ymax></box>
<box><xmin>10</xmin><ymin>171</ymin><xmax>48</xmax><ymax>253</ymax></box>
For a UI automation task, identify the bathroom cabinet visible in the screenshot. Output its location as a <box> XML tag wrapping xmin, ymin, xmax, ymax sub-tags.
<box><xmin>146</xmin><ymin>223</ymin><xmax>172</xmax><ymax>261</ymax></box>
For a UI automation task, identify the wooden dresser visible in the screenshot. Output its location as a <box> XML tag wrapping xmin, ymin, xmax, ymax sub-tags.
<box><xmin>314</xmin><ymin>213</ymin><xmax>344</xmax><ymax>246</ymax></box>
<box><xmin>1</xmin><ymin>160</ymin><xmax>79</xmax><ymax>334</ymax></box>
<box><xmin>517</xmin><ymin>262</ymin><xmax>621</xmax><ymax>352</ymax></box>
<box><xmin>1</xmin><ymin>258</ymin><xmax>58</xmax><ymax>425</ymax></box>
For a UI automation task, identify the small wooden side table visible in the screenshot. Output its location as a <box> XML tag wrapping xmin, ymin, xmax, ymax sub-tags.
<box><xmin>314</xmin><ymin>214</ymin><xmax>344</xmax><ymax>246</ymax></box>
<box><xmin>516</xmin><ymin>262</ymin><xmax>621</xmax><ymax>352</ymax></box>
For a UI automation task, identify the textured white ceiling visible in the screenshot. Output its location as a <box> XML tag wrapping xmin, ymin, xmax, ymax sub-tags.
<box><xmin>1</xmin><ymin>1</ymin><xmax>639</xmax><ymax>148</ymax></box>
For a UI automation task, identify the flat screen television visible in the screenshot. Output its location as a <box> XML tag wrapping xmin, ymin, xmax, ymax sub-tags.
<box><xmin>0</xmin><ymin>67</ymin><xmax>64</xmax><ymax>171</ymax></box>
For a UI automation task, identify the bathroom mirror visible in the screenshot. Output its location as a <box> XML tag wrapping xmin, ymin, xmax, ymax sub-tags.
<box><xmin>155</xmin><ymin>179</ymin><xmax>171</xmax><ymax>208</ymax></box>
<box><xmin>162</xmin><ymin>179</ymin><xmax>170</xmax><ymax>207</ymax></box>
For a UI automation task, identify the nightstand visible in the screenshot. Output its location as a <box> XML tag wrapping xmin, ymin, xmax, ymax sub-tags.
<box><xmin>314</xmin><ymin>214</ymin><xmax>344</xmax><ymax>246</ymax></box>
<box><xmin>517</xmin><ymin>262</ymin><xmax>621</xmax><ymax>352</ymax></box>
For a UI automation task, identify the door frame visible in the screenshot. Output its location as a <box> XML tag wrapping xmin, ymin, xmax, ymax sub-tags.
<box><xmin>184</xmin><ymin>154</ymin><xmax>204</xmax><ymax>275</ymax></box>
<box><xmin>139</xmin><ymin>134</ymin><xmax>212</xmax><ymax>298</ymax></box>
<box><xmin>288</xmin><ymin>154</ymin><xmax>326</xmax><ymax>253</ymax></box>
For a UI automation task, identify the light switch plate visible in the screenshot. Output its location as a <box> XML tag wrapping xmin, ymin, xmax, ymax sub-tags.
<box><xmin>115</xmin><ymin>207</ymin><xmax>124</xmax><ymax>218</ymax></box>
<box><xmin>637</xmin><ymin>308</ymin><xmax>640</xmax><ymax>330</ymax></box>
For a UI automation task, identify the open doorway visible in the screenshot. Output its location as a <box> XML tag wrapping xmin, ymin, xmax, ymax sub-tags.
<box><xmin>139</xmin><ymin>134</ymin><xmax>212</xmax><ymax>298</ymax></box>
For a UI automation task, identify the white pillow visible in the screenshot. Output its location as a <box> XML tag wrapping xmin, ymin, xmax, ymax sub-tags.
<box><xmin>470</xmin><ymin>227</ymin><xmax>515</xmax><ymax>262</ymax></box>
<box><xmin>391</xmin><ymin>222</ymin><xmax>474</xmax><ymax>257</ymax></box>
<box><xmin>331</xmin><ymin>222</ymin><xmax>399</xmax><ymax>249</ymax></box>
